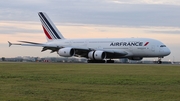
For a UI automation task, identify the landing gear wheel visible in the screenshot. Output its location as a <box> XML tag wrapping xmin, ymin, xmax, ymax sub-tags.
<box><xmin>157</xmin><ymin>61</ymin><xmax>162</xmax><ymax>64</ymax></box>
<box><xmin>106</xmin><ymin>60</ymin><xmax>114</xmax><ymax>63</ymax></box>
<box><xmin>87</xmin><ymin>60</ymin><xmax>106</xmax><ymax>63</ymax></box>
<box><xmin>157</xmin><ymin>57</ymin><xmax>162</xmax><ymax>64</ymax></box>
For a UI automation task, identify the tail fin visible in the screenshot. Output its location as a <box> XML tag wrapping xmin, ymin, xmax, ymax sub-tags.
<box><xmin>38</xmin><ymin>12</ymin><xmax>65</xmax><ymax>41</ymax></box>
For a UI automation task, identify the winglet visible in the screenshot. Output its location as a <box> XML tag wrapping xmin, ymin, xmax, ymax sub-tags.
<box><xmin>8</xmin><ymin>41</ymin><xmax>12</xmax><ymax>47</ymax></box>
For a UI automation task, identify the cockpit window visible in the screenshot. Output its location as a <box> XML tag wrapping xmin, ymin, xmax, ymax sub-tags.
<box><xmin>160</xmin><ymin>45</ymin><xmax>166</xmax><ymax>47</ymax></box>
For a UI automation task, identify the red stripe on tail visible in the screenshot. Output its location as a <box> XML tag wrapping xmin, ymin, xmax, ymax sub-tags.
<box><xmin>42</xmin><ymin>26</ymin><xmax>52</xmax><ymax>39</ymax></box>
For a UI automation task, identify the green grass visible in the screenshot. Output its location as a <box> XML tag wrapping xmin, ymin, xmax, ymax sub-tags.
<box><xmin>0</xmin><ymin>63</ymin><xmax>180</xmax><ymax>101</ymax></box>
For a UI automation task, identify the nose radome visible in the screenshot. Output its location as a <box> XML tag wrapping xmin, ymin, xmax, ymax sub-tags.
<box><xmin>165</xmin><ymin>47</ymin><xmax>171</xmax><ymax>56</ymax></box>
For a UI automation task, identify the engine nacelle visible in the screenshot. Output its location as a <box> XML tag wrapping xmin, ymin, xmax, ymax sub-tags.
<box><xmin>58</xmin><ymin>47</ymin><xmax>75</xmax><ymax>57</ymax></box>
<box><xmin>88</xmin><ymin>51</ymin><xmax>106</xmax><ymax>60</ymax></box>
<box><xmin>128</xmin><ymin>57</ymin><xmax>143</xmax><ymax>60</ymax></box>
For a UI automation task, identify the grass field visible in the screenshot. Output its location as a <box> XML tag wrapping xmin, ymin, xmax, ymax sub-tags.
<box><xmin>0</xmin><ymin>63</ymin><xmax>180</xmax><ymax>101</ymax></box>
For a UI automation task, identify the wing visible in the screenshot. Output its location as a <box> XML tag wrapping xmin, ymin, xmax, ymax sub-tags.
<box><xmin>8</xmin><ymin>41</ymin><xmax>128</xmax><ymax>58</ymax></box>
<box><xmin>8</xmin><ymin>41</ymin><xmax>46</xmax><ymax>47</ymax></box>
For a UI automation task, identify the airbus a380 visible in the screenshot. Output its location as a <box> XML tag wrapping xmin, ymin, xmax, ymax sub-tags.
<box><xmin>8</xmin><ymin>12</ymin><xmax>171</xmax><ymax>63</ymax></box>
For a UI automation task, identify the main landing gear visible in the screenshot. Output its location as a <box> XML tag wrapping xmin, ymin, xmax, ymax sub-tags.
<box><xmin>87</xmin><ymin>60</ymin><xmax>115</xmax><ymax>63</ymax></box>
<box><xmin>87</xmin><ymin>60</ymin><xmax>105</xmax><ymax>63</ymax></box>
<box><xmin>106</xmin><ymin>60</ymin><xmax>114</xmax><ymax>63</ymax></box>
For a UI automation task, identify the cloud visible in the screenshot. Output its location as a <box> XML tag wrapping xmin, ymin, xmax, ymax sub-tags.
<box><xmin>0</xmin><ymin>0</ymin><xmax>180</xmax><ymax>27</ymax></box>
<box><xmin>147</xmin><ymin>30</ymin><xmax>180</xmax><ymax>34</ymax></box>
<box><xmin>0</xmin><ymin>21</ymin><xmax>42</xmax><ymax>34</ymax></box>
<box><xmin>143</xmin><ymin>27</ymin><xmax>180</xmax><ymax>34</ymax></box>
<box><xmin>110</xmin><ymin>0</ymin><xmax>180</xmax><ymax>5</ymax></box>
<box><xmin>58</xmin><ymin>5</ymin><xmax>180</xmax><ymax>27</ymax></box>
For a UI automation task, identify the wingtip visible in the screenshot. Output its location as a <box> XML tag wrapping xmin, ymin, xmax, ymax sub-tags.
<box><xmin>8</xmin><ymin>41</ymin><xmax>12</xmax><ymax>47</ymax></box>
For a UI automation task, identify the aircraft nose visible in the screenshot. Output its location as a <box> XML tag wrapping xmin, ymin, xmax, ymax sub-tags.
<box><xmin>164</xmin><ymin>47</ymin><xmax>171</xmax><ymax>56</ymax></box>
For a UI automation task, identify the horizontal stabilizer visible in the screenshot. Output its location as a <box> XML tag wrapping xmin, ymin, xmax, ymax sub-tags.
<box><xmin>8</xmin><ymin>41</ymin><xmax>12</xmax><ymax>47</ymax></box>
<box><xmin>18</xmin><ymin>41</ymin><xmax>43</xmax><ymax>44</ymax></box>
<box><xmin>8</xmin><ymin>41</ymin><xmax>22</xmax><ymax>47</ymax></box>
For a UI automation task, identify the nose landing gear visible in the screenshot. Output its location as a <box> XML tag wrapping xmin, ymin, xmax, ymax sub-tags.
<box><xmin>157</xmin><ymin>57</ymin><xmax>162</xmax><ymax>64</ymax></box>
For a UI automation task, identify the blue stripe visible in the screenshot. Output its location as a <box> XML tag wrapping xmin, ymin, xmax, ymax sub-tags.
<box><xmin>40</xmin><ymin>19</ymin><xmax>56</xmax><ymax>39</ymax></box>
<box><xmin>39</xmin><ymin>14</ymin><xmax>57</xmax><ymax>39</ymax></box>
<box><xmin>39</xmin><ymin>12</ymin><xmax>61</xmax><ymax>39</ymax></box>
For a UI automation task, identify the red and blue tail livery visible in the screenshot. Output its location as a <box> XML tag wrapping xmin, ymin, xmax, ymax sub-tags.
<box><xmin>38</xmin><ymin>12</ymin><xmax>64</xmax><ymax>40</ymax></box>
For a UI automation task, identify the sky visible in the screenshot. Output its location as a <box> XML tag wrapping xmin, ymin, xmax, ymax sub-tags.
<box><xmin>0</xmin><ymin>0</ymin><xmax>180</xmax><ymax>61</ymax></box>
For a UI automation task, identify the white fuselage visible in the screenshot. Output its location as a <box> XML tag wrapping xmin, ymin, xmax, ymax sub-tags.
<box><xmin>46</xmin><ymin>38</ymin><xmax>171</xmax><ymax>58</ymax></box>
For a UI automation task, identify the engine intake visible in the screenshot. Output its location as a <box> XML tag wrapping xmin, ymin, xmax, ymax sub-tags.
<box><xmin>88</xmin><ymin>51</ymin><xmax>106</xmax><ymax>60</ymax></box>
<box><xmin>58</xmin><ymin>47</ymin><xmax>75</xmax><ymax>57</ymax></box>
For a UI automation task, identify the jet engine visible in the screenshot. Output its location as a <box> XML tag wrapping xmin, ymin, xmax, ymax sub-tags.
<box><xmin>88</xmin><ymin>51</ymin><xmax>106</xmax><ymax>60</ymax></box>
<box><xmin>128</xmin><ymin>57</ymin><xmax>143</xmax><ymax>60</ymax></box>
<box><xmin>58</xmin><ymin>47</ymin><xmax>75</xmax><ymax>57</ymax></box>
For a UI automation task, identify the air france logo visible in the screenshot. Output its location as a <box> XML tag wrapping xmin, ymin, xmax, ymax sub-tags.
<box><xmin>110</xmin><ymin>42</ymin><xmax>149</xmax><ymax>46</ymax></box>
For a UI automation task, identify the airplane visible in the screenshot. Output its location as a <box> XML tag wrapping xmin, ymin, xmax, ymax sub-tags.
<box><xmin>8</xmin><ymin>12</ymin><xmax>171</xmax><ymax>63</ymax></box>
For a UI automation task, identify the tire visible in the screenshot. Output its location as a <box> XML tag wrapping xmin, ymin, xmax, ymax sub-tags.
<box><xmin>107</xmin><ymin>60</ymin><xmax>114</xmax><ymax>63</ymax></box>
<box><xmin>87</xmin><ymin>60</ymin><xmax>106</xmax><ymax>63</ymax></box>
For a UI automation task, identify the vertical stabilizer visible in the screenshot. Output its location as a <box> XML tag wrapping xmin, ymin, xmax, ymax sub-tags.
<box><xmin>38</xmin><ymin>12</ymin><xmax>65</xmax><ymax>41</ymax></box>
